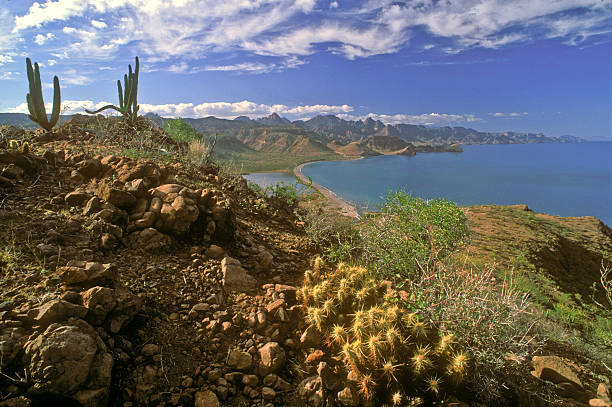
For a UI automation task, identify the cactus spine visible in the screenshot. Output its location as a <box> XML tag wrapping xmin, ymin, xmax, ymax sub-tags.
<box><xmin>25</xmin><ymin>58</ymin><xmax>61</xmax><ymax>132</ymax></box>
<box><xmin>85</xmin><ymin>56</ymin><xmax>140</xmax><ymax>122</ymax></box>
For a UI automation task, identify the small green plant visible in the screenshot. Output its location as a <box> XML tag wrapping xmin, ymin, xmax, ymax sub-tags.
<box><xmin>86</xmin><ymin>56</ymin><xmax>140</xmax><ymax>122</ymax></box>
<box><xmin>25</xmin><ymin>58</ymin><xmax>61</xmax><ymax>132</ymax></box>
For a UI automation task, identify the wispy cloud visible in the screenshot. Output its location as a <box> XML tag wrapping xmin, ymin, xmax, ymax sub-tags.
<box><xmin>34</xmin><ymin>33</ymin><xmax>54</xmax><ymax>45</ymax></box>
<box><xmin>489</xmin><ymin>112</ymin><xmax>529</xmax><ymax>118</ymax></box>
<box><xmin>340</xmin><ymin>112</ymin><xmax>482</xmax><ymax>126</ymax></box>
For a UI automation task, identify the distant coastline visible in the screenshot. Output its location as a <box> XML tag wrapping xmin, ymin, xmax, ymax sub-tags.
<box><xmin>294</xmin><ymin>161</ymin><xmax>360</xmax><ymax>219</ymax></box>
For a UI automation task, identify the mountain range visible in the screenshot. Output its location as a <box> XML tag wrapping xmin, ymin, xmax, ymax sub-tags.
<box><xmin>0</xmin><ymin>112</ymin><xmax>585</xmax><ymax>160</ymax></box>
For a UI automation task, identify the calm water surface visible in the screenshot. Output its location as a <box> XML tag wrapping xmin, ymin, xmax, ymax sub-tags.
<box><xmin>300</xmin><ymin>142</ymin><xmax>612</xmax><ymax>225</ymax></box>
<box><xmin>243</xmin><ymin>172</ymin><xmax>297</xmax><ymax>189</ymax></box>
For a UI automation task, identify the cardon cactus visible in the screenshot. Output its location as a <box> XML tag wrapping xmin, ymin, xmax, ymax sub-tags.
<box><xmin>297</xmin><ymin>258</ymin><xmax>469</xmax><ymax>405</ymax></box>
<box><xmin>25</xmin><ymin>58</ymin><xmax>61</xmax><ymax>132</ymax></box>
<box><xmin>86</xmin><ymin>56</ymin><xmax>139</xmax><ymax>122</ymax></box>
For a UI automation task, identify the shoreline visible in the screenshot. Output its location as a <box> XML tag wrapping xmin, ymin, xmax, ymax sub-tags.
<box><xmin>293</xmin><ymin>161</ymin><xmax>361</xmax><ymax>219</ymax></box>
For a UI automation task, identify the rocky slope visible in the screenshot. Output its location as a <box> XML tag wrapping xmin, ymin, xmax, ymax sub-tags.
<box><xmin>0</xmin><ymin>121</ymin><xmax>608</xmax><ymax>407</ymax></box>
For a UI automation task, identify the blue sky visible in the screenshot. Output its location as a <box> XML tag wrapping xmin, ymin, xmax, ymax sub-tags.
<box><xmin>0</xmin><ymin>0</ymin><xmax>611</xmax><ymax>139</ymax></box>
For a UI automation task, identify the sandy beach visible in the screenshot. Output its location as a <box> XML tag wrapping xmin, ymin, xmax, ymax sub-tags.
<box><xmin>294</xmin><ymin>162</ymin><xmax>360</xmax><ymax>219</ymax></box>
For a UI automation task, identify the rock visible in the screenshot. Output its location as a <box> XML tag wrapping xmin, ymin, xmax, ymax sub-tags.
<box><xmin>221</xmin><ymin>257</ymin><xmax>256</xmax><ymax>292</ymax></box>
<box><xmin>205</xmin><ymin>244</ymin><xmax>225</xmax><ymax>259</ymax></box>
<box><xmin>97</xmin><ymin>182</ymin><xmax>136</xmax><ymax>209</ymax></box>
<box><xmin>266</xmin><ymin>299</ymin><xmax>285</xmax><ymax>314</ymax></box>
<box><xmin>318</xmin><ymin>361</ymin><xmax>344</xmax><ymax>391</ymax></box>
<box><xmin>194</xmin><ymin>390</ymin><xmax>220</xmax><ymax>407</ymax></box>
<box><xmin>125</xmin><ymin>179</ymin><xmax>147</xmax><ymax>197</ymax></box>
<box><xmin>57</xmin><ymin>262</ymin><xmax>117</xmax><ymax>289</ymax></box>
<box><xmin>134</xmin><ymin>211</ymin><xmax>156</xmax><ymax>229</ymax></box>
<box><xmin>141</xmin><ymin>344</ymin><xmax>159</xmax><ymax>356</ymax></box>
<box><xmin>262</xmin><ymin>387</ymin><xmax>276</xmax><ymax>400</ymax></box>
<box><xmin>300</xmin><ymin>325</ymin><xmax>322</xmax><ymax>348</ymax></box>
<box><xmin>78</xmin><ymin>159</ymin><xmax>102</xmax><ymax>179</ymax></box>
<box><xmin>337</xmin><ymin>386</ymin><xmax>360</xmax><ymax>407</ymax></box>
<box><xmin>297</xmin><ymin>376</ymin><xmax>324</xmax><ymax>407</ymax></box>
<box><xmin>257</xmin><ymin>248</ymin><xmax>274</xmax><ymax>271</ymax></box>
<box><xmin>0</xmin><ymin>397</ymin><xmax>31</xmax><ymax>407</ymax></box>
<box><xmin>81</xmin><ymin>286</ymin><xmax>117</xmax><ymax>326</ymax></box>
<box><xmin>36</xmin><ymin>243</ymin><xmax>58</xmax><ymax>257</ymax></box>
<box><xmin>591</xmin><ymin>383</ymin><xmax>612</xmax><ymax>407</ymax></box>
<box><xmin>83</xmin><ymin>196</ymin><xmax>101</xmax><ymax>216</ymax></box>
<box><xmin>228</xmin><ymin>349</ymin><xmax>253</xmax><ymax>370</ymax></box>
<box><xmin>34</xmin><ymin>299</ymin><xmax>88</xmax><ymax>327</ymax></box>
<box><xmin>0</xmin><ymin>326</ymin><xmax>27</xmax><ymax>369</ymax></box>
<box><xmin>258</xmin><ymin>342</ymin><xmax>285</xmax><ymax>376</ymax></box>
<box><xmin>191</xmin><ymin>303</ymin><xmax>210</xmax><ymax>313</ymax></box>
<box><xmin>128</xmin><ymin>228</ymin><xmax>173</xmax><ymax>251</ymax></box>
<box><xmin>531</xmin><ymin>356</ymin><xmax>583</xmax><ymax>389</ymax></box>
<box><xmin>24</xmin><ymin>319</ymin><xmax>113</xmax><ymax>407</ymax></box>
<box><xmin>591</xmin><ymin>399</ymin><xmax>611</xmax><ymax>407</ymax></box>
<box><xmin>105</xmin><ymin>289</ymin><xmax>141</xmax><ymax>333</ymax></box>
<box><xmin>65</xmin><ymin>189</ymin><xmax>92</xmax><ymax>207</ymax></box>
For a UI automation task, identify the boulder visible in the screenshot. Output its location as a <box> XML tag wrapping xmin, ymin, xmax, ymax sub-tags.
<box><xmin>97</xmin><ymin>183</ymin><xmax>136</xmax><ymax>209</ymax></box>
<box><xmin>194</xmin><ymin>390</ymin><xmax>220</xmax><ymax>407</ymax></box>
<box><xmin>23</xmin><ymin>319</ymin><xmax>113</xmax><ymax>407</ymax></box>
<box><xmin>0</xmin><ymin>326</ymin><xmax>27</xmax><ymax>369</ymax></box>
<box><xmin>57</xmin><ymin>262</ymin><xmax>117</xmax><ymax>289</ymax></box>
<box><xmin>297</xmin><ymin>376</ymin><xmax>324</xmax><ymax>407</ymax></box>
<box><xmin>531</xmin><ymin>356</ymin><xmax>583</xmax><ymax>389</ymax></box>
<box><xmin>81</xmin><ymin>287</ymin><xmax>117</xmax><ymax>326</ymax></box>
<box><xmin>337</xmin><ymin>386</ymin><xmax>360</xmax><ymax>407</ymax></box>
<box><xmin>205</xmin><ymin>244</ymin><xmax>225</xmax><ymax>259</ymax></box>
<box><xmin>228</xmin><ymin>349</ymin><xmax>253</xmax><ymax>370</ymax></box>
<box><xmin>258</xmin><ymin>342</ymin><xmax>285</xmax><ymax>376</ymax></box>
<box><xmin>221</xmin><ymin>257</ymin><xmax>256</xmax><ymax>292</ymax></box>
<box><xmin>77</xmin><ymin>159</ymin><xmax>102</xmax><ymax>180</ymax></box>
<box><xmin>128</xmin><ymin>228</ymin><xmax>173</xmax><ymax>251</ymax></box>
<box><xmin>105</xmin><ymin>289</ymin><xmax>142</xmax><ymax>333</ymax></box>
<box><xmin>34</xmin><ymin>300</ymin><xmax>88</xmax><ymax>327</ymax></box>
<box><xmin>65</xmin><ymin>189</ymin><xmax>92</xmax><ymax>207</ymax></box>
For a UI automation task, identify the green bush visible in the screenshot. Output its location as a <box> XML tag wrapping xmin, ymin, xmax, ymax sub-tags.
<box><xmin>162</xmin><ymin>118</ymin><xmax>201</xmax><ymax>143</ymax></box>
<box><xmin>361</xmin><ymin>191</ymin><xmax>468</xmax><ymax>281</ymax></box>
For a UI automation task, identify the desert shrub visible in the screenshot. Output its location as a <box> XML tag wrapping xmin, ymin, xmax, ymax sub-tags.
<box><xmin>361</xmin><ymin>191</ymin><xmax>468</xmax><ymax>282</ymax></box>
<box><xmin>162</xmin><ymin>118</ymin><xmax>200</xmax><ymax>143</ymax></box>
<box><xmin>297</xmin><ymin>258</ymin><xmax>470</xmax><ymax>405</ymax></box>
<box><xmin>300</xmin><ymin>203</ymin><xmax>361</xmax><ymax>262</ymax></box>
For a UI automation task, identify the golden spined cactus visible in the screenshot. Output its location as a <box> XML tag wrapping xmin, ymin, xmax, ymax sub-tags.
<box><xmin>358</xmin><ymin>374</ymin><xmax>376</xmax><ymax>400</ymax></box>
<box><xmin>426</xmin><ymin>376</ymin><xmax>442</xmax><ymax>396</ymax></box>
<box><xmin>306</xmin><ymin>306</ymin><xmax>326</xmax><ymax>331</ymax></box>
<box><xmin>411</xmin><ymin>345</ymin><xmax>433</xmax><ymax>375</ymax></box>
<box><xmin>329</xmin><ymin>324</ymin><xmax>347</xmax><ymax>346</ymax></box>
<box><xmin>391</xmin><ymin>391</ymin><xmax>403</xmax><ymax>406</ymax></box>
<box><xmin>447</xmin><ymin>353</ymin><xmax>469</xmax><ymax>382</ymax></box>
<box><xmin>435</xmin><ymin>334</ymin><xmax>455</xmax><ymax>356</ymax></box>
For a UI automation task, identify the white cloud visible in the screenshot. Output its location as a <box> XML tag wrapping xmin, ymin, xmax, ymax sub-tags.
<box><xmin>34</xmin><ymin>33</ymin><xmax>55</xmax><ymax>45</ymax></box>
<box><xmin>204</xmin><ymin>57</ymin><xmax>305</xmax><ymax>74</ymax></box>
<box><xmin>47</xmin><ymin>59</ymin><xmax>57</xmax><ymax>66</ymax></box>
<box><xmin>0</xmin><ymin>54</ymin><xmax>14</xmax><ymax>66</ymax></box>
<box><xmin>0</xmin><ymin>71</ymin><xmax>19</xmax><ymax>80</ymax></box>
<box><xmin>59</xmin><ymin>69</ymin><xmax>93</xmax><ymax>86</ymax></box>
<box><xmin>330</xmin><ymin>1</ymin><xmax>339</xmax><ymax>9</ymax></box>
<box><xmin>91</xmin><ymin>20</ymin><xmax>107</xmax><ymax>29</ymax></box>
<box><xmin>489</xmin><ymin>112</ymin><xmax>528</xmax><ymax>118</ymax></box>
<box><xmin>5</xmin><ymin>98</ymin><xmax>355</xmax><ymax>119</ymax></box>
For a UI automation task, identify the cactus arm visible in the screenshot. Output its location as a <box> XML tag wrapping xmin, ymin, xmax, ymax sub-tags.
<box><xmin>49</xmin><ymin>76</ymin><xmax>61</xmax><ymax>127</ymax></box>
<box><xmin>132</xmin><ymin>56</ymin><xmax>139</xmax><ymax>115</ymax></box>
<box><xmin>123</xmin><ymin>73</ymin><xmax>132</xmax><ymax>112</ymax></box>
<box><xmin>84</xmin><ymin>104</ymin><xmax>124</xmax><ymax>115</ymax></box>
<box><xmin>117</xmin><ymin>80</ymin><xmax>124</xmax><ymax>110</ymax></box>
<box><xmin>29</xmin><ymin>61</ymin><xmax>50</xmax><ymax>128</ymax></box>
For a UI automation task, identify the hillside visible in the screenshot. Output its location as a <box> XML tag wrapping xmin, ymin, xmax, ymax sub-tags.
<box><xmin>0</xmin><ymin>118</ymin><xmax>609</xmax><ymax>407</ymax></box>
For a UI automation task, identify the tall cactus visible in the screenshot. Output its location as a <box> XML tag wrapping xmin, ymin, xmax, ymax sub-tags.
<box><xmin>85</xmin><ymin>56</ymin><xmax>140</xmax><ymax>122</ymax></box>
<box><xmin>25</xmin><ymin>58</ymin><xmax>61</xmax><ymax>132</ymax></box>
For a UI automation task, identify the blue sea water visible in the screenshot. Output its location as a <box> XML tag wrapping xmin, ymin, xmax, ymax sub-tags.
<box><xmin>243</xmin><ymin>172</ymin><xmax>298</xmax><ymax>189</ymax></box>
<box><xmin>299</xmin><ymin>142</ymin><xmax>612</xmax><ymax>225</ymax></box>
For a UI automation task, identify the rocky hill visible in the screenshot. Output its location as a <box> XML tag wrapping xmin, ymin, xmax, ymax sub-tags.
<box><xmin>0</xmin><ymin>119</ymin><xmax>609</xmax><ymax>407</ymax></box>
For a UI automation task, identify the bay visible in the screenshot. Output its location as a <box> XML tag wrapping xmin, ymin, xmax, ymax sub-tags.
<box><xmin>300</xmin><ymin>142</ymin><xmax>612</xmax><ymax>225</ymax></box>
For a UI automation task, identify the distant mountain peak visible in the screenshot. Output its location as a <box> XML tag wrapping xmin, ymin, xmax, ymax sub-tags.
<box><xmin>234</xmin><ymin>115</ymin><xmax>251</xmax><ymax>122</ymax></box>
<box><xmin>256</xmin><ymin>112</ymin><xmax>291</xmax><ymax>126</ymax></box>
